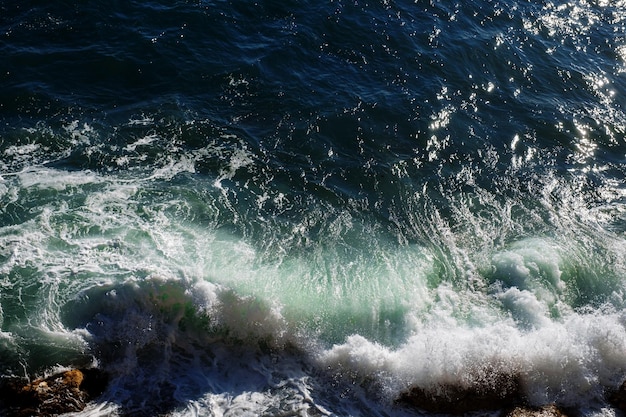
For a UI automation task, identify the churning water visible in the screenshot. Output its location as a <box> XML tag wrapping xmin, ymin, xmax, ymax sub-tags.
<box><xmin>2</xmin><ymin>1</ymin><xmax>626</xmax><ymax>415</ymax></box>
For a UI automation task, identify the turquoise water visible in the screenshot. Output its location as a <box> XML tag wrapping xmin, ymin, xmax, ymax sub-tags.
<box><xmin>2</xmin><ymin>1</ymin><xmax>626</xmax><ymax>415</ymax></box>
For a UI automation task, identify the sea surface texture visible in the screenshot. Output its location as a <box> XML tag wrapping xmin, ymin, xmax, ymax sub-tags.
<box><xmin>2</xmin><ymin>1</ymin><xmax>626</xmax><ymax>416</ymax></box>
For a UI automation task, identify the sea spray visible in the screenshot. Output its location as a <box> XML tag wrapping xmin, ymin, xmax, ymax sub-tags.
<box><xmin>3</xmin><ymin>0</ymin><xmax>626</xmax><ymax>415</ymax></box>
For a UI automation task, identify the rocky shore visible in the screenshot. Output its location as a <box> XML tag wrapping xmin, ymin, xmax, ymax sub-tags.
<box><xmin>3</xmin><ymin>366</ymin><xmax>626</xmax><ymax>416</ymax></box>
<box><xmin>0</xmin><ymin>368</ymin><xmax>108</xmax><ymax>417</ymax></box>
<box><xmin>396</xmin><ymin>370</ymin><xmax>522</xmax><ymax>414</ymax></box>
<box><xmin>396</xmin><ymin>371</ymin><xmax>626</xmax><ymax>417</ymax></box>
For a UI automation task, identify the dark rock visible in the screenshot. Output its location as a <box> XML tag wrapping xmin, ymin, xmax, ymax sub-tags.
<box><xmin>1</xmin><ymin>368</ymin><xmax>108</xmax><ymax>417</ymax></box>
<box><xmin>504</xmin><ymin>404</ymin><xmax>567</xmax><ymax>417</ymax></box>
<box><xmin>79</xmin><ymin>368</ymin><xmax>109</xmax><ymax>399</ymax></box>
<box><xmin>396</xmin><ymin>371</ymin><xmax>522</xmax><ymax>414</ymax></box>
<box><xmin>609</xmin><ymin>380</ymin><xmax>626</xmax><ymax>413</ymax></box>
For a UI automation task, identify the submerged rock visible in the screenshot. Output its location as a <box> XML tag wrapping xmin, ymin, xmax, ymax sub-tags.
<box><xmin>396</xmin><ymin>372</ymin><xmax>522</xmax><ymax>414</ymax></box>
<box><xmin>1</xmin><ymin>368</ymin><xmax>108</xmax><ymax>416</ymax></box>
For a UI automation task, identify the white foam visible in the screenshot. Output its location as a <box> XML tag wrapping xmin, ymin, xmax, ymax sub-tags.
<box><xmin>17</xmin><ymin>167</ymin><xmax>101</xmax><ymax>191</ymax></box>
<box><xmin>319</xmin><ymin>304</ymin><xmax>626</xmax><ymax>408</ymax></box>
<box><xmin>2</xmin><ymin>160</ymin><xmax>626</xmax><ymax>415</ymax></box>
<box><xmin>4</xmin><ymin>143</ymin><xmax>41</xmax><ymax>157</ymax></box>
<box><xmin>63</xmin><ymin>120</ymin><xmax>95</xmax><ymax>145</ymax></box>
<box><xmin>123</xmin><ymin>134</ymin><xmax>159</xmax><ymax>152</ymax></box>
<box><xmin>497</xmin><ymin>287</ymin><xmax>553</xmax><ymax>329</ymax></box>
<box><xmin>213</xmin><ymin>146</ymin><xmax>254</xmax><ymax>188</ymax></box>
<box><xmin>70</xmin><ymin>401</ymin><xmax>121</xmax><ymax>417</ymax></box>
<box><xmin>491</xmin><ymin>239</ymin><xmax>565</xmax><ymax>292</ymax></box>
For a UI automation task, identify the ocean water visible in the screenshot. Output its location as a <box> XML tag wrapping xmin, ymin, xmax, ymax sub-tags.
<box><xmin>2</xmin><ymin>0</ymin><xmax>626</xmax><ymax>415</ymax></box>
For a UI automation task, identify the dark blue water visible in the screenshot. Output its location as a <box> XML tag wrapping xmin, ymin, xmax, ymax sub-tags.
<box><xmin>2</xmin><ymin>1</ymin><xmax>626</xmax><ymax>415</ymax></box>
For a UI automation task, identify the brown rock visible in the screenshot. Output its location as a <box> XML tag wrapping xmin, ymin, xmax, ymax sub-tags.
<box><xmin>504</xmin><ymin>404</ymin><xmax>567</xmax><ymax>417</ymax></box>
<box><xmin>63</xmin><ymin>369</ymin><xmax>84</xmax><ymax>388</ymax></box>
<box><xmin>1</xmin><ymin>368</ymin><xmax>108</xmax><ymax>417</ymax></box>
